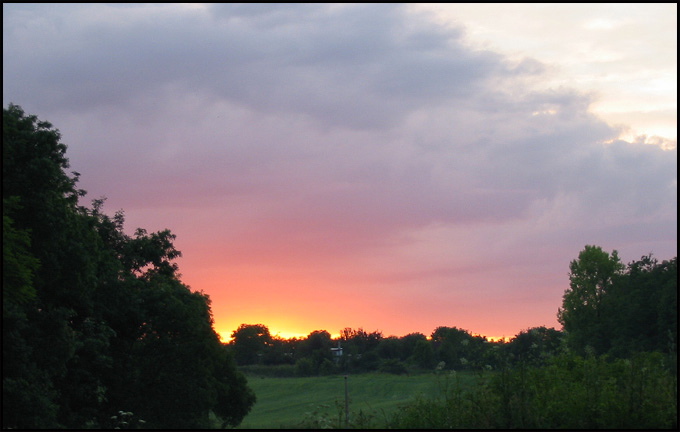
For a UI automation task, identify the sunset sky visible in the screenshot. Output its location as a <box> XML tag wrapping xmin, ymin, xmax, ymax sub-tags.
<box><xmin>3</xmin><ymin>3</ymin><xmax>677</xmax><ymax>341</ymax></box>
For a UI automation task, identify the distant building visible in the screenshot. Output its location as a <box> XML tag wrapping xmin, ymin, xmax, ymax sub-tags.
<box><xmin>331</xmin><ymin>342</ymin><xmax>343</xmax><ymax>363</ymax></box>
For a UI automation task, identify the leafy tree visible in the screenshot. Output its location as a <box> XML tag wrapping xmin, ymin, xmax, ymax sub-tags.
<box><xmin>3</xmin><ymin>198</ymin><xmax>40</xmax><ymax>306</ymax></box>
<box><xmin>3</xmin><ymin>104</ymin><xmax>95</xmax><ymax>428</ymax></box>
<box><xmin>399</xmin><ymin>332</ymin><xmax>427</xmax><ymax>361</ymax></box>
<box><xmin>230</xmin><ymin>323</ymin><xmax>273</xmax><ymax>365</ymax></box>
<box><xmin>3</xmin><ymin>104</ymin><xmax>255</xmax><ymax>428</ymax></box>
<box><xmin>355</xmin><ymin>350</ymin><xmax>381</xmax><ymax>371</ymax></box>
<box><xmin>605</xmin><ymin>255</ymin><xmax>677</xmax><ymax>357</ymax></box>
<box><xmin>338</xmin><ymin>327</ymin><xmax>383</xmax><ymax>357</ymax></box>
<box><xmin>261</xmin><ymin>334</ymin><xmax>296</xmax><ymax>365</ymax></box>
<box><xmin>431</xmin><ymin>326</ymin><xmax>473</xmax><ymax>369</ymax></box>
<box><xmin>558</xmin><ymin>245</ymin><xmax>624</xmax><ymax>355</ymax></box>
<box><xmin>377</xmin><ymin>336</ymin><xmax>402</xmax><ymax>360</ymax></box>
<box><xmin>412</xmin><ymin>338</ymin><xmax>436</xmax><ymax>369</ymax></box>
<box><xmin>302</xmin><ymin>330</ymin><xmax>334</xmax><ymax>368</ymax></box>
<box><xmin>505</xmin><ymin>326</ymin><xmax>563</xmax><ymax>366</ymax></box>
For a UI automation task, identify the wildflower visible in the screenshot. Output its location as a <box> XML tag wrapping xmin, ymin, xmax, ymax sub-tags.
<box><xmin>436</xmin><ymin>361</ymin><xmax>446</xmax><ymax>371</ymax></box>
<box><xmin>460</xmin><ymin>357</ymin><xmax>468</xmax><ymax>365</ymax></box>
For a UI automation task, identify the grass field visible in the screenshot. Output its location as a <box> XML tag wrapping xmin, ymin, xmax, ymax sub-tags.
<box><xmin>237</xmin><ymin>371</ymin><xmax>479</xmax><ymax>429</ymax></box>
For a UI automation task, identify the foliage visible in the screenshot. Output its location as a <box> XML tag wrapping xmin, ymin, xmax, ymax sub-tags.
<box><xmin>295</xmin><ymin>357</ymin><xmax>317</xmax><ymax>377</ymax></box>
<box><xmin>504</xmin><ymin>326</ymin><xmax>563</xmax><ymax>367</ymax></box>
<box><xmin>559</xmin><ymin>245</ymin><xmax>677</xmax><ymax>359</ymax></box>
<box><xmin>558</xmin><ymin>245</ymin><xmax>625</xmax><ymax>355</ymax></box>
<box><xmin>605</xmin><ymin>255</ymin><xmax>677</xmax><ymax>358</ymax></box>
<box><xmin>387</xmin><ymin>351</ymin><xmax>677</xmax><ymax>429</ymax></box>
<box><xmin>230</xmin><ymin>323</ymin><xmax>273</xmax><ymax>365</ymax></box>
<box><xmin>234</xmin><ymin>243</ymin><xmax>676</xmax><ymax>429</ymax></box>
<box><xmin>412</xmin><ymin>338</ymin><xmax>436</xmax><ymax>369</ymax></box>
<box><xmin>2</xmin><ymin>104</ymin><xmax>255</xmax><ymax>429</ymax></box>
<box><xmin>378</xmin><ymin>359</ymin><xmax>409</xmax><ymax>375</ymax></box>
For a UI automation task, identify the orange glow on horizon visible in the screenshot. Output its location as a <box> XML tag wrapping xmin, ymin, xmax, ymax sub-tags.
<box><xmin>214</xmin><ymin>321</ymin><xmax>512</xmax><ymax>344</ymax></box>
<box><xmin>216</xmin><ymin>327</ymin><xmax>341</xmax><ymax>343</ymax></box>
<box><xmin>485</xmin><ymin>336</ymin><xmax>511</xmax><ymax>343</ymax></box>
<box><xmin>182</xmin><ymin>254</ymin><xmax>561</xmax><ymax>346</ymax></box>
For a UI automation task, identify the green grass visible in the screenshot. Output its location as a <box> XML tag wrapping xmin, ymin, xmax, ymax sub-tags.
<box><xmin>237</xmin><ymin>371</ymin><xmax>480</xmax><ymax>429</ymax></box>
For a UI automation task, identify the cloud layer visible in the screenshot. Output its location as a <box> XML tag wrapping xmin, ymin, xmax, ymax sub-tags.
<box><xmin>3</xmin><ymin>4</ymin><xmax>676</xmax><ymax>338</ymax></box>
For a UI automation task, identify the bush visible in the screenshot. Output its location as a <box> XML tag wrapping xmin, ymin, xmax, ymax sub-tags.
<box><xmin>379</xmin><ymin>359</ymin><xmax>409</xmax><ymax>375</ymax></box>
<box><xmin>295</xmin><ymin>358</ymin><xmax>316</xmax><ymax>377</ymax></box>
<box><xmin>388</xmin><ymin>351</ymin><xmax>677</xmax><ymax>429</ymax></box>
<box><xmin>356</xmin><ymin>351</ymin><xmax>381</xmax><ymax>372</ymax></box>
<box><xmin>318</xmin><ymin>358</ymin><xmax>338</xmax><ymax>376</ymax></box>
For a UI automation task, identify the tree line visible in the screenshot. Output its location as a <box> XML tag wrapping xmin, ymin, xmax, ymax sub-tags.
<box><xmin>228</xmin><ymin>323</ymin><xmax>563</xmax><ymax>376</ymax></box>
<box><xmin>228</xmin><ymin>247</ymin><xmax>676</xmax><ymax>429</ymax></box>
<box><xmin>228</xmin><ymin>245</ymin><xmax>676</xmax><ymax>378</ymax></box>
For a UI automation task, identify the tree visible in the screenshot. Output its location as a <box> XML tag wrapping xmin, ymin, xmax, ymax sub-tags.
<box><xmin>377</xmin><ymin>336</ymin><xmax>402</xmax><ymax>360</ymax></box>
<box><xmin>605</xmin><ymin>255</ymin><xmax>677</xmax><ymax>357</ymax></box>
<box><xmin>296</xmin><ymin>330</ymin><xmax>334</xmax><ymax>374</ymax></box>
<box><xmin>3</xmin><ymin>104</ymin><xmax>256</xmax><ymax>428</ymax></box>
<box><xmin>558</xmin><ymin>245</ymin><xmax>624</xmax><ymax>355</ymax></box>
<box><xmin>412</xmin><ymin>338</ymin><xmax>436</xmax><ymax>369</ymax></box>
<box><xmin>230</xmin><ymin>323</ymin><xmax>273</xmax><ymax>365</ymax></box>
<box><xmin>338</xmin><ymin>327</ymin><xmax>382</xmax><ymax>355</ymax></box>
<box><xmin>431</xmin><ymin>326</ymin><xmax>472</xmax><ymax>369</ymax></box>
<box><xmin>4</xmin><ymin>104</ymin><xmax>95</xmax><ymax>428</ymax></box>
<box><xmin>399</xmin><ymin>332</ymin><xmax>427</xmax><ymax>361</ymax></box>
<box><xmin>505</xmin><ymin>326</ymin><xmax>563</xmax><ymax>366</ymax></box>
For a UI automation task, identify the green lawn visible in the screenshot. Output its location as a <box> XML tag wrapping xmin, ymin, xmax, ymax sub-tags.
<box><xmin>237</xmin><ymin>371</ymin><xmax>479</xmax><ymax>429</ymax></box>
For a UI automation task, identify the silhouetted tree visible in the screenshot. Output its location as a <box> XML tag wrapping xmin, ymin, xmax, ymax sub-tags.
<box><xmin>604</xmin><ymin>255</ymin><xmax>677</xmax><ymax>357</ymax></box>
<box><xmin>558</xmin><ymin>245</ymin><xmax>624</xmax><ymax>355</ymax></box>
<box><xmin>2</xmin><ymin>104</ymin><xmax>255</xmax><ymax>428</ymax></box>
<box><xmin>399</xmin><ymin>332</ymin><xmax>428</xmax><ymax>361</ymax></box>
<box><xmin>230</xmin><ymin>323</ymin><xmax>273</xmax><ymax>365</ymax></box>
<box><xmin>412</xmin><ymin>338</ymin><xmax>436</xmax><ymax>369</ymax></box>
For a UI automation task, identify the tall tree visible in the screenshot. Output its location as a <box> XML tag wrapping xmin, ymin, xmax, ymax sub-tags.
<box><xmin>3</xmin><ymin>104</ymin><xmax>255</xmax><ymax>428</ymax></box>
<box><xmin>3</xmin><ymin>103</ymin><xmax>93</xmax><ymax>428</ymax></box>
<box><xmin>558</xmin><ymin>245</ymin><xmax>624</xmax><ymax>355</ymax></box>
<box><xmin>605</xmin><ymin>255</ymin><xmax>677</xmax><ymax>357</ymax></box>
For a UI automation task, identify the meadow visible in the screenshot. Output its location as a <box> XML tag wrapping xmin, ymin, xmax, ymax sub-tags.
<box><xmin>237</xmin><ymin>371</ymin><xmax>479</xmax><ymax>429</ymax></box>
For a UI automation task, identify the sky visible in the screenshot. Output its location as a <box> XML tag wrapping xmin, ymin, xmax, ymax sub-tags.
<box><xmin>3</xmin><ymin>3</ymin><xmax>677</xmax><ymax>341</ymax></box>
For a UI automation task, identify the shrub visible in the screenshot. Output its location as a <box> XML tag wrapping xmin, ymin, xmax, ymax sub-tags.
<box><xmin>319</xmin><ymin>358</ymin><xmax>338</xmax><ymax>376</ymax></box>
<box><xmin>379</xmin><ymin>359</ymin><xmax>409</xmax><ymax>375</ymax></box>
<box><xmin>295</xmin><ymin>358</ymin><xmax>316</xmax><ymax>377</ymax></box>
<box><xmin>388</xmin><ymin>351</ymin><xmax>677</xmax><ymax>429</ymax></box>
